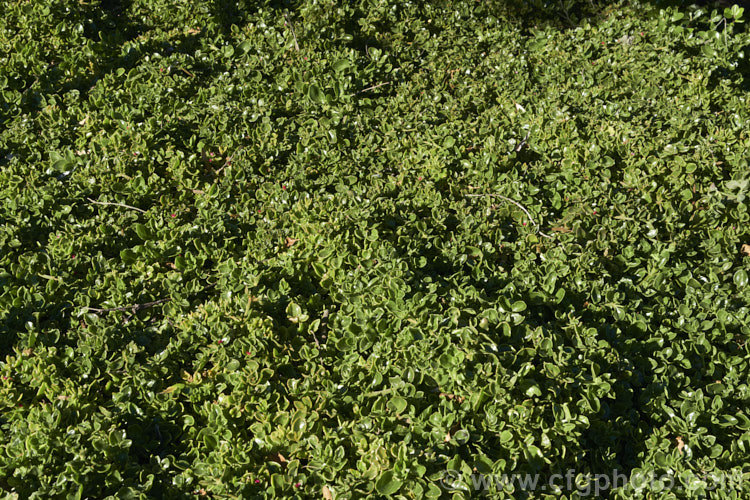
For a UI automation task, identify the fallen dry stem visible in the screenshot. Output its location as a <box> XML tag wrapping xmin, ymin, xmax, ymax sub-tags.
<box><xmin>87</xmin><ymin>198</ymin><xmax>147</xmax><ymax>214</ymax></box>
<box><xmin>465</xmin><ymin>193</ymin><xmax>554</xmax><ymax>239</ymax></box>
<box><xmin>351</xmin><ymin>81</ymin><xmax>391</xmax><ymax>96</ymax></box>
<box><xmin>284</xmin><ymin>14</ymin><xmax>300</xmax><ymax>52</ymax></box>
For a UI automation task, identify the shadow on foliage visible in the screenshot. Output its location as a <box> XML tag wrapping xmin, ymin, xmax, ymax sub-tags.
<box><xmin>437</xmin><ymin>0</ymin><xmax>750</xmax><ymax>30</ymax></box>
<box><xmin>16</xmin><ymin>0</ymin><xmax>232</xmax><ymax>119</ymax></box>
<box><xmin>300</xmin><ymin>176</ymin><xmax>748</xmax><ymax>495</ymax></box>
<box><xmin>2</xmin><ymin>0</ymin><xmax>749</xmax><ymax>495</ymax></box>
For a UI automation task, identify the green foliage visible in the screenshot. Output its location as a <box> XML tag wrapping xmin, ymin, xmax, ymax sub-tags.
<box><xmin>1</xmin><ymin>0</ymin><xmax>750</xmax><ymax>498</ymax></box>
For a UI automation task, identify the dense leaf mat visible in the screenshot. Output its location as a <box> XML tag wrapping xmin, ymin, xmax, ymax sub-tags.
<box><xmin>1</xmin><ymin>0</ymin><xmax>750</xmax><ymax>498</ymax></box>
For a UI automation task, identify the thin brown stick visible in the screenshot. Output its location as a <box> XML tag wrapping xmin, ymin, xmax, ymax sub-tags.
<box><xmin>310</xmin><ymin>328</ymin><xmax>320</xmax><ymax>347</ymax></box>
<box><xmin>350</xmin><ymin>81</ymin><xmax>391</xmax><ymax>96</ymax></box>
<box><xmin>180</xmin><ymin>67</ymin><xmax>195</xmax><ymax>78</ymax></box>
<box><xmin>311</xmin><ymin>308</ymin><xmax>329</xmax><ymax>348</ymax></box>
<box><xmin>515</xmin><ymin>130</ymin><xmax>531</xmax><ymax>152</ymax></box>
<box><xmin>87</xmin><ymin>198</ymin><xmax>147</xmax><ymax>214</ymax></box>
<box><xmin>465</xmin><ymin>193</ymin><xmax>554</xmax><ymax>239</ymax></box>
<box><xmin>84</xmin><ymin>297</ymin><xmax>171</xmax><ymax>314</ymax></box>
<box><xmin>214</xmin><ymin>146</ymin><xmax>246</xmax><ymax>177</ymax></box>
<box><xmin>21</xmin><ymin>79</ymin><xmax>39</xmax><ymax>95</ymax></box>
<box><xmin>84</xmin><ymin>284</ymin><xmax>216</xmax><ymax>320</ymax></box>
<box><xmin>283</xmin><ymin>14</ymin><xmax>300</xmax><ymax>52</ymax></box>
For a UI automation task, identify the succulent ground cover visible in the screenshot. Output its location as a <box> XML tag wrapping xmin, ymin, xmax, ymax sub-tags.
<box><xmin>1</xmin><ymin>0</ymin><xmax>750</xmax><ymax>498</ymax></box>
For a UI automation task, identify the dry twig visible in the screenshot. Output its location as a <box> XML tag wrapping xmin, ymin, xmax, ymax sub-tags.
<box><xmin>465</xmin><ymin>193</ymin><xmax>554</xmax><ymax>239</ymax></box>
<box><xmin>84</xmin><ymin>284</ymin><xmax>216</xmax><ymax>323</ymax></box>
<box><xmin>515</xmin><ymin>130</ymin><xmax>531</xmax><ymax>152</ymax></box>
<box><xmin>84</xmin><ymin>297</ymin><xmax>171</xmax><ymax>314</ymax></box>
<box><xmin>350</xmin><ymin>81</ymin><xmax>391</xmax><ymax>96</ymax></box>
<box><xmin>311</xmin><ymin>308</ymin><xmax>329</xmax><ymax>348</ymax></box>
<box><xmin>283</xmin><ymin>14</ymin><xmax>300</xmax><ymax>52</ymax></box>
<box><xmin>86</xmin><ymin>198</ymin><xmax>147</xmax><ymax>214</ymax></box>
